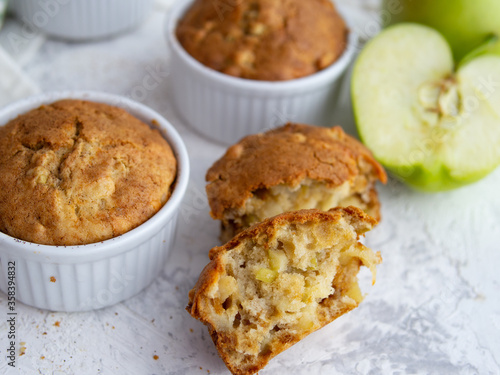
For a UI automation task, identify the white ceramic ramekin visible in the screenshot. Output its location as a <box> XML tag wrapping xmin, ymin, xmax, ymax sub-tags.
<box><xmin>9</xmin><ymin>0</ymin><xmax>154</xmax><ymax>41</ymax></box>
<box><xmin>166</xmin><ymin>0</ymin><xmax>358</xmax><ymax>144</ymax></box>
<box><xmin>0</xmin><ymin>91</ymin><xmax>190</xmax><ymax>312</ymax></box>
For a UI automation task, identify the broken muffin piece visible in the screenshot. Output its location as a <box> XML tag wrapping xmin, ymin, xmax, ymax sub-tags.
<box><xmin>206</xmin><ymin>123</ymin><xmax>387</xmax><ymax>242</ymax></box>
<box><xmin>187</xmin><ymin>206</ymin><xmax>381</xmax><ymax>375</ymax></box>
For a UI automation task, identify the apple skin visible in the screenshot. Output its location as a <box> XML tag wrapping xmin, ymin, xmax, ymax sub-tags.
<box><xmin>381</xmin><ymin>162</ymin><xmax>493</xmax><ymax>193</ymax></box>
<box><xmin>382</xmin><ymin>0</ymin><xmax>500</xmax><ymax>62</ymax></box>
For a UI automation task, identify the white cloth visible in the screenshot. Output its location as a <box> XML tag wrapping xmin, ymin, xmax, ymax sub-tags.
<box><xmin>0</xmin><ymin>44</ymin><xmax>39</xmax><ymax>108</ymax></box>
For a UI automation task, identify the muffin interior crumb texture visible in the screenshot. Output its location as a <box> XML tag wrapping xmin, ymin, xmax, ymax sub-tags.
<box><xmin>221</xmin><ymin>174</ymin><xmax>380</xmax><ymax>242</ymax></box>
<box><xmin>188</xmin><ymin>208</ymin><xmax>381</xmax><ymax>375</ymax></box>
<box><xmin>0</xmin><ymin>100</ymin><xmax>177</xmax><ymax>246</ymax></box>
<box><xmin>176</xmin><ymin>0</ymin><xmax>347</xmax><ymax>81</ymax></box>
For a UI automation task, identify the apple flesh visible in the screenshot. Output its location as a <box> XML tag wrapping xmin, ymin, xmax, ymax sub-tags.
<box><xmin>382</xmin><ymin>0</ymin><xmax>500</xmax><ymax>62</ymax></box>
<box><xmin>352</xmin><ymin>23</ymin><xmax>500</xmax><ymax>192</ymax></box>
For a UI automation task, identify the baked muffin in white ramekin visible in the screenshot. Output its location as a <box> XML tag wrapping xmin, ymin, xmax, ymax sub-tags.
<box><xmin>0</xmin><ymin>91</ymin><xmax>190</xmax><ymax>312</ymax></box>
<box><xmin>166</xmin><ymin>0</ymin><xmax>357</xmax><ymax>144</ymax></box>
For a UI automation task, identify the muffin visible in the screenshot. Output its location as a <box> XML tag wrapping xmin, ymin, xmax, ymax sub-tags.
<box><xmin>0</xmin><ymin>99</ymin><xmax>177</xmax><ymax>246</ymax></box>
<box><xmin>206</xmin><ymin>123</ymin><xmax>387</xmax><ymax>242</ymax></box>
<box><xmin>176</xmin><ymin>0</ymin><xmax>347</xmax><ymax>81</ymax></box>
<box><xmin>187</xmin><ymin>206</ymin><xmax>381</xmax><ymax>375</ymax></box>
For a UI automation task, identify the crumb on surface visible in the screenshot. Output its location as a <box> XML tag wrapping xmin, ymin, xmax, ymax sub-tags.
<box><xmin>50</xmin><ymin>276</ymin><xmax>56</xmax><ymax>282</ymax></box>
<box><xmin>54</xmin><ymin>321</ymin><xmax>60</xmax><ymax>327</ymax></box>
<box><xmin>153</xmin><ymin>355</ymin><xmax>159</xmax><ymax>360</ymax></box>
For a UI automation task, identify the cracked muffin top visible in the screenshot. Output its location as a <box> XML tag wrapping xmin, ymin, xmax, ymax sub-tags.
<box><xmin>0</xmin><ymin>99</ymin><xmax>177</xmax><ymax>246</ymax></box>
<box><xmin>206</xmin><ymin>123</ymin><xmax>387</xmax><ymax>220</ymax></box>
<box><xmin>176</xmin><ymin>0</ymin><xmax>347</xmax><ymax>81</ymax></box>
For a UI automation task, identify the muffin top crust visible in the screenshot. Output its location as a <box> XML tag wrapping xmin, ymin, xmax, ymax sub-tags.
<box><xmin>206</xmin><ymin>123</ymin><xmax>387</xmax><ymax>219</ymax></box>
<box><xmin>0</xmin><ymin>100</ymin><xmax>177</xmax><ymax>246</ymax></box>
<box><xmin>176</xmin><ymin>0</ymin><xmax>348</xmax><ymax>81</ymax></box>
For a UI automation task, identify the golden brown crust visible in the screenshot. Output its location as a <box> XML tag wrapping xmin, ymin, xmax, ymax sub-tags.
<box><xmin>0</xmin><ymin>99</ymin><xmax>177</xmax><ymax>246</ymax></box>
<box><xmin>187</xmin><ymin>206</ymin><xmax>379</xmax><ymax>375</ymax></box>
<box><xmin>206</xmin><ymin>123</ymin><xmax>387</xmax><ymax>220</ymax></box>
<box><xmin>176</xmin><ymin>0</ymin><xmax>347</xmax><ymax>81</ymax></box>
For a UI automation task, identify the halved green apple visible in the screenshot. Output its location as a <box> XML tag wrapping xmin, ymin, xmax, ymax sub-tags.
<box><xmin>352</xmin><ymin>23</ymin><xmax>500</xmax><ymax>192</ymax></box>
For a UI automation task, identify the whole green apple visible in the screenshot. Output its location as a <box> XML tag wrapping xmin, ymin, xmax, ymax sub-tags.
<box><xmin>382</xmin><ymin>0</ymin><xmax>500</xmax><ymax>62</ymax></box>
<box><xmin>352</xmin><ymin>23</ymin><xmax>500</xmax><ymax>192</ymax></box>
<box><xmin>459</xmin><ymin>36</ymin><xmax>500</xmax><ymax>67</ymax></box>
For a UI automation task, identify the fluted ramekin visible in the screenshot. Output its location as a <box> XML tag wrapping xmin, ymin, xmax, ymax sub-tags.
<box><xmin>166</xmin><ymin>0</ymin><xmax>358</xmax><ymax>144</ymax></box>
<box><xmin>9</xmin><ymin>0</ymin><xmax>154</xmax><ymax>41</ymax></box>
<box><xmin>0</xmin><ymin>91</ymin><xmax>190</xmax><ymax>312</ymax></box>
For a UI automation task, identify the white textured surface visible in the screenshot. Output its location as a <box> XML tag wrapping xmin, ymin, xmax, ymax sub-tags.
<box><xmin>0</xmin><ymin>2</ymin><xmax>499</xmax><ymax>374</ymax></box>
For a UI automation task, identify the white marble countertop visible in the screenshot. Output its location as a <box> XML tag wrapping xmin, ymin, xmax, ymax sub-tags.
<box><xmin>0</xmin><ymin>1</ymin><xmax>499</xmax><ymax>374</ymax></box>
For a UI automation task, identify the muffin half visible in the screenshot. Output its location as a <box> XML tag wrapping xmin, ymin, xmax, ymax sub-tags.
<box><xmin>187</xmin><ymin>206</ymin><xmax>381</xmax><ymax>375</ymax></box>
<box><xmin>206</xmin><ymin>123</ymin><xmax>387</xmax><ymax>242</ymax></box>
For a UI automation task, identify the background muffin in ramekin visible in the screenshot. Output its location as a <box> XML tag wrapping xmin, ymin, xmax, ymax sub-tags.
<box><xmin>0</xmin><ymin>91</ymin><xmax>190</xmax><ymax>312</ymax></box>
<box><xmin>166</xmin><ymin>0</ymin><xmax>357</xmax><ymax>144</ymax></box>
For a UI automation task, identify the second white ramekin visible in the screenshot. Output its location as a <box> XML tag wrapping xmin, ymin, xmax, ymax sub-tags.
<box><xmin>0</xmin><ymin>91</ymin><xmax>190</xmax><ymax>312</ymax></box>
<box><xmin>9</xmin><ymin>0</ymin><xmax>154</xmax><ymax>41</ymax></box>
<box><xmin>166</xmin><ymin>0</ymin><xmax>358</xmax><ymax>144</ymax></box>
